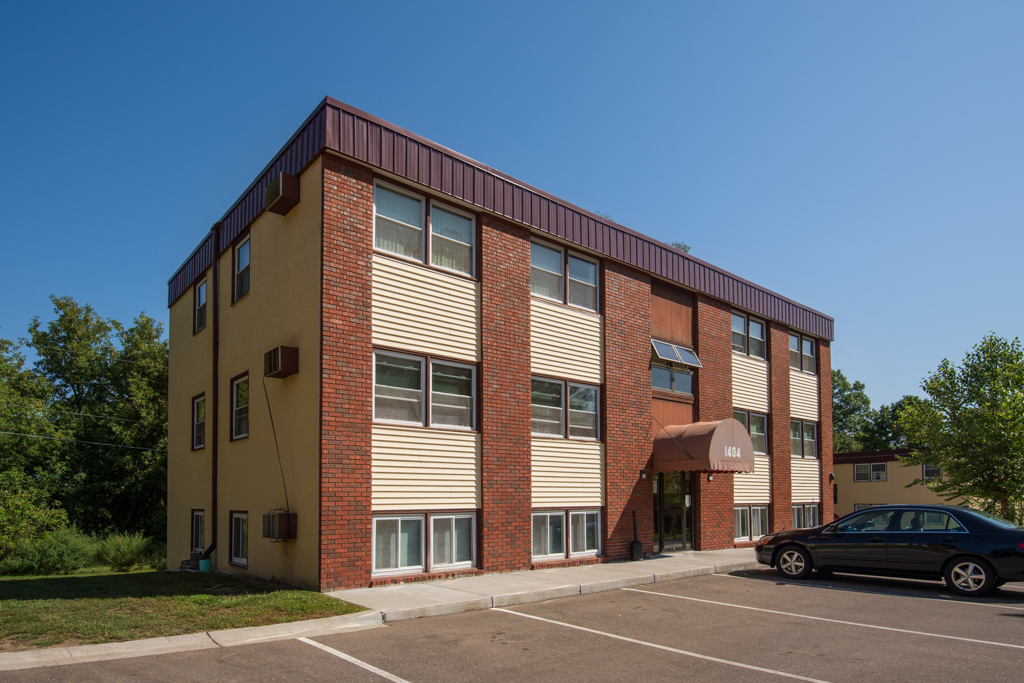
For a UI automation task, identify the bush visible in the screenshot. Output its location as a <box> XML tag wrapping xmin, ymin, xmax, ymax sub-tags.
<box><xmin>0</xmin><ymin>470</ymin><xmax>69</xmax><ymax>561</ymax></box>
<box><xmin>97</xmin><ymin>532</ymin><xmax>151</xmax><ymax>572</ymax></box>
<box><xmin>0</xmin><ymin>526</ymin><xmax>99</xmax><ymax>575</ymax></box>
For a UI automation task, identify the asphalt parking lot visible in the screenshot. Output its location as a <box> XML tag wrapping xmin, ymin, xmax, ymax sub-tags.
<box><xmin>10</xmin><ymin>568</ymin><xmax>1024</xmax><ymax>682</ymax></box>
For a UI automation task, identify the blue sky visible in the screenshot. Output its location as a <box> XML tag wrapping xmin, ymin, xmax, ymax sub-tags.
<box><xmin>1</xmin><ymin>1</ymin><xmax>1021</xmax><ymax>408</ymax></box>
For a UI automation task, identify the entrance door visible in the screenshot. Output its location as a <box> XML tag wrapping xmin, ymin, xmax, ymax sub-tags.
<box><xmin>653</xmin><ymin>472</ymin><xmax>693</xmax><ymax>553</ymax></box>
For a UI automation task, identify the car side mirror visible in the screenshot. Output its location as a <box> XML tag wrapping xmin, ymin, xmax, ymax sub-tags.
<box><xmin>826</xmin><ymin>524</ymin><xmax>841</xmax><ymax>535</ymax></box>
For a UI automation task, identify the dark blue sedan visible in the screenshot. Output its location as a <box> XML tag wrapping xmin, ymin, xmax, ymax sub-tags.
<box><xmin>755</xmin><ymin>504</ymin><xmax>1024</xmax><ymax>596</ymax></box>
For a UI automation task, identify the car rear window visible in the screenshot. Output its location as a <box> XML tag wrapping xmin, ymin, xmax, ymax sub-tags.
<box><xmin>966</xmin><ymin>509</ymin><xmax>1022</xmax><ymax>530</ymax></box>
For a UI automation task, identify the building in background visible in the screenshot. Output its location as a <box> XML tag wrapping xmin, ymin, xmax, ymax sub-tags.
<box><xmin>833</xmin><ymin>449</ymin><xmax>956</xmax><ymax>517</ymax></box>
<box><xmin>166</xmin><ymin>97</ymin><xmax>835</xmax><ymax>590</ymax></box>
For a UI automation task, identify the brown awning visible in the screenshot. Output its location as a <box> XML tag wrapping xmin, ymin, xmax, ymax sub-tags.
<box><xmin>652</xmin><ymin>418</ymin><xmax>755</xmax><ymax>473</ymax></box>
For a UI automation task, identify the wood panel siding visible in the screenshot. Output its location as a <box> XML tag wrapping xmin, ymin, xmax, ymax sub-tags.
<box><xmin>371</xmin><ymin>425</ymin><xmax>480</xmax><ymax>510</ymax></box>
<box><xmin>651</xmin><ymin>396</ymin><xmax>692</xmax><ymax>440</ymax></box>
<box><xmin>372</xmin><ymin>254</ymin><xmax>480</xmax><ymax>361</ymax></box>
<box><xmin>651</xmin><ymin>281</ymin><xmax>693</xmax><ymax>347</ymax></box>
<box><xmin>531</xmin><ymin>439</ymin><xmax>605</xmax><ymax>508</ymax></box>
<box><xmin>734</xmin><ymin>454</ymin><xmax>771</xmax><ymax>504</ymax></box>
<box><xmin>732</xmin><ymin>352</ymin><xmax>769</xmax><ymax>413</ymax></box>
<box><xmin>790</xmin><ymin>370</ymin><xmax>819</xmax><ymax>421</ymax></box>
<box><xmin>530</xmin><ymin>298</ymin><xmax>603</xmax><ymax>383</ymax></box>
<box><xmin>791</xmin><ymin>458</ymin><xmax>821</xmax><ymax>503</ymax></box>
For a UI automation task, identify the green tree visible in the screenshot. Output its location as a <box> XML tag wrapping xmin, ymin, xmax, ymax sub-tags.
<box><xmin>0</xmin><ymin>337</ymin><xmax>60</xmax><ymax>478</ymax></box>
<box><xmin>832</xmin><ymin>369</ymin><xmax>872</xmax><ymax>453</ymax></box>
<box><xmin>859</xmin><ymin>394</ymin><xmax>926</xmax><ymax>451</ymax></box>
<box><xmin>12</xmin><ymin>296</ymin><xmax>169</xmax><ymax>539</ymax></box>
<box><xmin>0</xmin><ymin>470</ymin><xmax>68</xmax><ymax>560</ymax></box>
<box><xmin>898</xmin><ymin>333</ymin><xmax>1024</xmax><ymax>523</ymax></box>
<box><xmin>668</xmin><ymin>240</ymin><xmax>691</xmax><ymax>253</ymax></box>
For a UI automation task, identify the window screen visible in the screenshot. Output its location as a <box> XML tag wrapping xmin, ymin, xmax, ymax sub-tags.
<box><xmin>375</xmin><ymin>186</ymin><xmax>423</xmax><ymax>259</ymax></box>
<box><xmin>430</xmin><ymin>206</ymin><xmax>473</xmax><ymax>274</ymax></box>
<box><xmin>374</xmin><ymin>354</ymin><xmax>423</xmax><ymax>424</ymax></box>
<box><xmin>430</xmin><ymin>363</ymin><xmax>473</xmax><ymax>428</ymax></box>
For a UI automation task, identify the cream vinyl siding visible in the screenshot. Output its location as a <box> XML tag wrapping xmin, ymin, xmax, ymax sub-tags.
<box><xmin>371</xmin><ymin>425</ymin><xmax>480</xmax><ymax>510</ymax></box>
<box><xmin>531</xmin><ymin>298</ymin><xmax>603</xmax><ymax>383</ymax></box>
<box><xmin>792</xmin><ymin>458</ymin><xmax>821</xmax><ymax>503</ymax></box>
<box><xmin>531</xmin><ymin>439</ymin><xmax>604</xmax><ymax>507</ymax></box>
<box><xmin>790</xmin><ymin>370</ymin><xmax>819</xmax><ymax>421</ymax></box>
<box><xmin>734</xmin><ymin>454</ymin><xmax>771</xmax><ymax>504</ymax></box>
<box><xmin>372</xmin><ymin>254</ymin><xmax>480</xmax><ymax>362</ymax></box>
<box><xmin>732</xmin><ymin>352</ymin><xmax>769</xmax><ymax>413</ymax></box>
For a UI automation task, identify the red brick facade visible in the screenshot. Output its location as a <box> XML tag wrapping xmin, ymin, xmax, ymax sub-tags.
<box><xmin>603</xmin><ymin>263</ymin><xmax>654</xmax><ymax>559</ymax></box>
<box><xmin>478</xmin><ymin>215</ymin><xmax>532</xmax><ymax>572</ymax></box>
<box><xmin>318</xmin><ymin>156</ymin><xmax>374</xmax><ymax>590</ymax></box>
<box><xmin>693</xmin><ymin>295</ymin><xmax>735</xmax><ymax>550</ymax></box>
<box><xmin>818</xmin><ymin>341</ymin><xmax>834</xmax><ymax>522</ymax></box>
<box><xmin>768</xmin><ymin>323</ymin><xmax>793</xmax><ymax>532</ymax></box>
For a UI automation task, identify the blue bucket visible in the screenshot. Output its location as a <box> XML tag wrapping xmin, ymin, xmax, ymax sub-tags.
<box><xmin>198</xmin><ymin>558</ymin><xmax>211</xmax><ymax>572</ymax></box>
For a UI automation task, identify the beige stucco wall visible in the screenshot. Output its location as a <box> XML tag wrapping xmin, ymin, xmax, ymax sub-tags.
<box><xmin>834</xmin><ymin>460</ymin><xmax>958</xmax><ymax>517</ymax></box>
<box><xmin>166</xmin><ymin>271</ymin><xmax>214</xmax><ymax>569</ymax></box>
<box><xmin>167</xmin><ymin>157</ymin><xmax>323</xmax><ymax>589</ymax></box>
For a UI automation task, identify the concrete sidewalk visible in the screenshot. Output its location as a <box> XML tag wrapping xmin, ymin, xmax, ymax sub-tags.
<box><xmin>329</xmin><ymin>548</ymin><xmax>759</xmax><ymax>621</ymax></box>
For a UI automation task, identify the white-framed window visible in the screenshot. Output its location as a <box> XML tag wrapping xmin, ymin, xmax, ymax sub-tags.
<box><xmin>734</xmin><ymin>506</ymin><xmax>750</xmax><ymax>540</ymax></box>
<box><xmin>734</xmin><ymin>505</ymin><xmax>769</xmax><ymax>541</ymax></box>
<box><xmin>567</xmin><ymin>254</ymin><xmax>598</xmax><ymax>311</ymax></box>
<box><xmin>855</xmin><ymin>462</ymin><xmax>888</xmax><ymax>482</ymax></box>
<box><xmin>430</xmin><ymin>514</ymin><xmax>475</xmax><ymax>570</ymax></box>
<box><xmin>569</xmin><ymin>511</ymin><xmax>600</xmax><ymax>555</ymax></box>
<box><xmin>530</xmin><ymin>241</ymin><xmax>599</xmax><ymax>312</ymax></box>
<box><xmin>374</xmin><ymin>183</ymin><xmax>425</xmax><ymax>262</ymax></box>
<box><xmin>568</xmin><ymin>383</ymin><xmax>599</xmax><ymax>439</ymax></box>
<box><xmin>235</xmin><ymin>238</ymin><xmax>250</xmax><ymax>300</ymax></box>
<box><xmin>733</xmin><ymin>410</ymin><xmax>767</xmax><ymax>454</ymax></box>
<box><xmin>731</xmin><ymin>313</ymin><xmax>766</xmax><ymax>359</ymax></box>
<box><xmin>792</xmin><ymin>504</ymin><xmax>819</xmax><ymax>529</ymax></box>
<box><xmin>532</xmin><ymin>511</ymin><xmax>566</xmax><ymax>559</ymax></box>
<box><xmin>854</xmin><ymin>503</ymin><xmax>873</xmax><ymax>511</ymax></box>
<box><xmin>531</xmin><ymin>378</ymin><xmax>600</xmax><ymax>439</ymax></box>
<box><xmin>430</xmin><ymin>361</ymin><xmax>475</xmax><ymax>429</ymax></box>
<box><xmin>531</xmin><ymin>378</ymin><xmax>563</xmax><ymax>436</ymax></box>
<box><xmin>192</xmin><ymin>395</ymin><xmax>206</xmax><ymax>449</ymax></box>
<box><xmin>195</xmin><ymin>280</ymin><xmax>207</xmax><ymax>332</ymax></box>
<box><xmin>373</xmin><ymin>515</ymin><xmax>424</xmax><ymax>574</ymax></box>
<box><xmin>191</xmin><ymin>510</ymin><xmax>204</xmax><ymax>553</ymax></box>
<box><xmin>789</xmin><ymin>333</ymin><xmax>816</xmax><ymax>373</ymax></box>
<box><xmin>790</xmin><ymin>420</ymin><xmax>817</xmax><ymax>458</ymax></box>
<box><xmin>373</xmin><ymin>183</ymin><xmax>476</xmax><ymax>276</ymax></box>
<box><xmin>232</xmin><ymin>376</ymin><xmax>249</xmax><ymax>439</ymax></box>
<box><xmin>373</xmin><ymin>352</ymin><xmax>476</xmax><ymax>430</ymax></box>
<box><xmin>373</xmin><ymin>352</ymin><xmax>424</xmax><ymax>425</ymax></box>
<box><xmin>430</xmin><ymin>202</ymin><xmax>474</xmax><ymax>276</ymax></box>
<box><xmin>923</xmin><ymin>464</ymin><xmax>942</xmax><ymax>480</ymax></box>
<box><xmin>230</xmin><ymin>512</ymin><xmax>248</xmax><ymax>566</ymax></box>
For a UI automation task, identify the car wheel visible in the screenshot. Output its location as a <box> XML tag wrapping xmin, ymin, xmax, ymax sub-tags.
<box><xmin>944</xmin><ymin>557</ymin><xmax>996</xmax><ymax>597</ymax></box>
<box><xmin>776</xmin><ymin>546</ymin><xmax>812</xmax><ymax>580</ymax></box>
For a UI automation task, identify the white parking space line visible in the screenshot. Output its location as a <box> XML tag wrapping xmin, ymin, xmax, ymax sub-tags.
<box><xmin>493</xmin><ymin>608</ymin><xmax>830</xmax><ymax>683</ymax></box>
<box><xmin>713</xmin><ymin>572</ymin><xmax>1024</xmax><ymax>611</ymax></box>
<box><xmin>624</xmin><ymin>588</ymin><xmax>1024</xmax><ymax>650</ymax></box>
<box><xmin>298</xmin><ymin>637</ymin><xmax>412</xmax><ymax>683</ymax></box>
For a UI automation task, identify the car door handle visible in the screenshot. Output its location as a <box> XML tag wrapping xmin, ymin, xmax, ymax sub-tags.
<box><xmin>869</xmin><ymin>537</ymin><xmax>885</xmax><ymax>543</ymax></box>
<box><xmin>941</xmin><ymin>537</ymin><xmax>959</xmax><ymax>542</ymax></box>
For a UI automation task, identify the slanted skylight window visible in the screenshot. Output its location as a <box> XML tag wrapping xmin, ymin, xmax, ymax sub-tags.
<box><xmin>651</xmin><ymin>339</ymin><xmax>702</xmax><ymax>368</ymax></box>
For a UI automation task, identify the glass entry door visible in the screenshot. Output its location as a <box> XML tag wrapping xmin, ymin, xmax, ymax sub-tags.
<box><xmin>653</xmin><ymin>472</ymin><xmax>693</xmax><ymax>553</ymax></box>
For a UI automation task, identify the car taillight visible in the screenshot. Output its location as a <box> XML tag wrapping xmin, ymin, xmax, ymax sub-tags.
<box><xmin>1018</xmin><ymin>542</ymin><xmax>1024</xmax><ymax>551</ymax></box>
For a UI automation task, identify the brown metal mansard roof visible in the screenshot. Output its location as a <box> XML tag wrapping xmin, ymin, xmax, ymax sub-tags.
<box><xmin>167</xmin><ymin>97</ymin><xmax>834</xmax><ymax>340</ymax></box>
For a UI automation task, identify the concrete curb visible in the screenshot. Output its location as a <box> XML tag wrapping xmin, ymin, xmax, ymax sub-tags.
<box><xmin>351</xmin><ymin>558</ymin><xmax>761</xmax><ymax>623</ymax></box>
<box><xmin>0</xmin><ymin>610</ymin><xmax>383</xmax><ymax>672</ymax></box>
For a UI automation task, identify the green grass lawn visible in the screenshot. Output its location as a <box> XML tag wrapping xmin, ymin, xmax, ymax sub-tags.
<box><xmin>0</xmin><ymin>569</ymin><xmax>363</xmax><ymax>651</ymax></box>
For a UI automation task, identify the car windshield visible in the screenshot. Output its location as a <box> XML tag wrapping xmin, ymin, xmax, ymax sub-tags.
<box><xmin>965</xmin><ymin>508</ymin><xmax>1022</xmax><ymax>530</ymax></box>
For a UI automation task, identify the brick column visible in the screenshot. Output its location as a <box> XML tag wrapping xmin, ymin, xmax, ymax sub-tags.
<box><xmin>478</xmin><ymin>215</ymin><xmax>531</xmax><ymax>572</ymax></box>
<box><xmin>603</xmin><ymin>263</ymin><xmax>654</xmax><ymax>559</ymax></box>
<box><xmin>319</xmin><ymin>156</ymin><xmax>374</xmax><ymax>590</ymax></box>
<box><xmin>693</xmin><ymin>295</ymin><xmax>734</xmax><ymax>550</ymax></box>
<box><xmin>768</xmin><ymin>323</ymin><xmax>792</xmax><ymax>532</ymax></box>
<box><xmin>818</xmin><ymin>341</ymin><xmax>834</xmax><ymax>522</ymax></box>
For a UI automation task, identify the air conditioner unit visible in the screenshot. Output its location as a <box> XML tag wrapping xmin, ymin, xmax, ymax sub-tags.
<box><xmin>265</xmin><ymin>172</ymin><xmax>300</xmax><ymax>215</ymax></box>
<box><xmin>264</xmin><ymin>346</ymin><xmax>299</xmax><ymax>378</ymax></box>
<box><xmin>262</xmin><ymin>512</ymin><xmax>297</xmax><ymax>540</ymax></box>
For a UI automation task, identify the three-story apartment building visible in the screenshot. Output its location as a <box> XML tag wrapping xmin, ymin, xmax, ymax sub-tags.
<box><xmin>166</xmin><ymin>97</ymin><xmax>834</xmax><ymax>590</ymax></box>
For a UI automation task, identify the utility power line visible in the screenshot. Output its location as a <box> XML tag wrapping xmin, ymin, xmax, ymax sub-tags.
<box><xmin>0</xmin><ymin>431</ymin><xmax>166</xmax><ymax>453</ymax></box>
